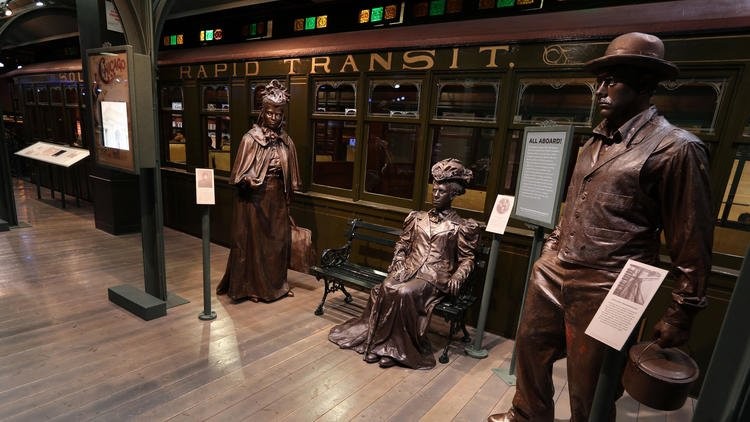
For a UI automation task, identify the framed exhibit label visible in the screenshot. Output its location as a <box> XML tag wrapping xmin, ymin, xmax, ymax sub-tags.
<box><xmin>87</xmin><ymin>46</ymin><xmax>137</xmax><ymax>173</ymax></box>
<box><xmin>15</xmin><ymin>141</ymin><xmax>90</xmax><ymax>167</ymax></box>
<box><xmin>512</xmin><ymin>125</ymin><xmax>575</xmax><ymax>229</ymax></box>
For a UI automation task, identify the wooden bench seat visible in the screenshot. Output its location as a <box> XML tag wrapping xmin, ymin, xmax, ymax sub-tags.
<box><xmin>311</xmin><ymin>218</ymin><xmax>487</xmax><ymax>364</ymax></box>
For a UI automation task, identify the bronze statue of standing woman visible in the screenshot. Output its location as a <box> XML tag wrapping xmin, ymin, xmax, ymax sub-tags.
<box><xmin>217</xmin><ymin>80</ymin><xmax>301</xmax><ymax>302</ymax></box>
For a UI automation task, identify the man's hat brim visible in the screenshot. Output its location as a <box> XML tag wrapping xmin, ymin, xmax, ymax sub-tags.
<box><xmin>584</xmin><ymin>54</ymin><xmax>679</xmax><ymax>81</ymax></box>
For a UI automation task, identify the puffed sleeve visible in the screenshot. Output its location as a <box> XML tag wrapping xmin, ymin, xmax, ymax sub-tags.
<box><xmin>388</xmin><ymin>210</ymin><xmax>418</xmax><ymax>272</ymax></box>
<box><xmin>449</xmin><ymin>218</ymin><xmax>481</xmax><ymax>286</ymax></box>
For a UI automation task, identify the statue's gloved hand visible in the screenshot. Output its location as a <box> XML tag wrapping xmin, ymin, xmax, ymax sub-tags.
<box><xmin>448</xmin><ymin>277</ymin><xmax>461</xmax><ymax>297</ymax></box>
<box><xmin>652</xmin><ymin>301</ymin><xmax>693</xmax><ymax>348</ymax></box>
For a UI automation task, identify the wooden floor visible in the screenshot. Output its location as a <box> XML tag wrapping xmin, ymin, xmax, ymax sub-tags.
<box><xmin>0</xmin><ymin>180</ymin><xmax>694</xmax><ymax>421</ymax></box>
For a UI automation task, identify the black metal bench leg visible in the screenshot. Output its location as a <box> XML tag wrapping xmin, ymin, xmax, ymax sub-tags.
<box><xmin>440</xmin><ymin>321</ymin><xmax>459</xmax><ymax>364</ymax></box>
<box><xmin>340</xmin><ymin>284</ymin><xmax>354</xmax><ymax>304</ymax></box>
<box><xmin>315</xmin><ymin>278</ymin><xmax>330</xmax><ymax>315</ymax></box>
<box><xmin>461</xmin><ymin>321</ymin><xmax>472</xmax><ymax>343</ymax></box>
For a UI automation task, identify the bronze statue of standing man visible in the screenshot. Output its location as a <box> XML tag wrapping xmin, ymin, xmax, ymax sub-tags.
<box><xmin>489</xmin><ymin>32</ymin><xmax>713</xmax><ymax>421</ymax></box>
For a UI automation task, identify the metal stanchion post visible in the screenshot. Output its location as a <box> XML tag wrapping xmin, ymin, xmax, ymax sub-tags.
<box><xmin>465</xmin><ymin>234</ymin><xmax>501</xmax><ymax>359</ymax></box>
<box><xmin>199</xmin><ymin>205</ymin><xmax>217</xmax><ymax>321</ymax></box>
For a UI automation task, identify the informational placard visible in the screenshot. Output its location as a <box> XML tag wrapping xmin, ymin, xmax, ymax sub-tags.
<box><xmin>585</xmin><ymin>260</ymin><xmax>668</xmax><ymax>350</ymax></box>
<box><xmin>512</xmin><ymin>125</ymin><xmax>574</xmax><ymax>229</ymax></box>
<box><xmin>15</xmin><ymin>141</ymin><xmax>90</xmax><ymax>168</ymax></box>
<box><xmin>195</xmin><ymin>168</ymin><xmax>215</xmax><ymax>205</ymax></box>
<box><xmin>486</xmin><ymin>195</ymin><xmax>515</xmax><ymax>234</ymax></box>
<box><xmin>88</xmin><ymin>46</ymin><xmax>135</xmax><ymax>173</ymax></box>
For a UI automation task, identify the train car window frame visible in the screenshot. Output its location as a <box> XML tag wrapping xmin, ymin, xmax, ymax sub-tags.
<box><xmin>248</xmin><ymin>79</ymin><xmax>275</xmax><ymax>117</ymax></box>
<box><xmin>513</xmin><ymin>77</ymin><xmax>595</xmax><ymax>127</ymax></box>
<box><xmin>159</xmin><ymin>85</ymin><xmax>187</xmax><ymax>168</ymax></box>
<box><xmin>424</xmin><ymin>74</ymin><xmax>503</xmax><ymax>212</ymax></box>
<box><xmin>313</xmin><ymin>81</ymin><xmax>357</xmax><ymax>116</ymax></box>
<box><xmin>358</xmin><ymin>75</ymin><xmax>427</xmax><ymax>208</ymax></box>
<box><xmin>201</xmin><ymin>82</ymin><xmax>231</xmax><ymax>175</ymax></box>
<box><xmin>653</xmin><ymin>77</ymin><xmax>728</xmax><ymax>137</ymax></box>
<box><xmin>309</xmin><ymin>77</ymin><xmax>360</xmax><ymax>194</ymax></box>
<box><xmin>368</xmin><ymin>79</ymin><xmax>422</xmax><ymax>118</ymax></box>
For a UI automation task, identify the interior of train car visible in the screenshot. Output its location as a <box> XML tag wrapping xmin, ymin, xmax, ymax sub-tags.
<box><xmin>2</xmin><ymin>0</ymin><xmax>750</xmax><ymax>409</ymax></box>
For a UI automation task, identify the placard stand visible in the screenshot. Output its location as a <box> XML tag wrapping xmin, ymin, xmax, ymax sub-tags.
<box><xmin>199</xmin><ymin>205</ymin><xmax>217</xmax><ymax>321</ymax></box>
<box><xmin>494</xmin><ymin>224</ymin><xmax>544</xmax><ymax>385</ymax></box>
<box><xmin>465</xmin><ymin>233</ymin><xmax>501</xmax><ymax>358</ymax></box>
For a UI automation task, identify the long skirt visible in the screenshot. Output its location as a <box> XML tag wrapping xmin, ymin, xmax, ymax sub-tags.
<box><xmin>328</xmin><ymin>275</ymin><xmax>442</xmax><ymax>369</ymax></box>
<box><xmin>217</xmin><ymin>175</ymin><xmax>291</xmax><ymax>302</ymax></box>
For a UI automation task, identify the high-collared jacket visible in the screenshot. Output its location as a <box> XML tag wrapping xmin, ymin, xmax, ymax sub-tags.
<box><xmin>387</xmin><ymin>209</ymin><xmax>480</xmax><ymax>294</ymax></box>
<box><xmin>546</xmin><ymin>106</ymin><xmax>712</xmax><ymax>313</ymax></box>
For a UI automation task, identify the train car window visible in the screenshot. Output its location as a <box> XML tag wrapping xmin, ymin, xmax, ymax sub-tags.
<box><xmin>426</xmin><ymin>126</ymin><xmax>495</xmax><ymax>211</ymax></box>
<box><xmin>312</xmin><ymin>119</ymin><xmax>357</xmax><ymax>190</ymax></box>
<box><xmin>368</xmin><ymin>80</ymin><xmax>421</xmax><ymax>117</ymax></box>
<box><xmin>23</xmin><ymin>86</ymin><xmax>35</xmax><ymax>105</ymax></box>
<box><xmin>64</xmin><ymin>85</ymin><xmax>78</xmax><ymax>105</ymax></box>
<box><xmin>160</xmin><ymin>86</ymin><xmax>186</xmax><ymax>166</ymax></box>
<box><xmin>434</xmin><ymin>80</ymin><xmax>499</xmax><ymax>121</ymax></box>
<box><xmin>49</xmin><ymin>86</ymin><xmax>63</xmax><ymax>105</ymax></box>
<box><xmin>314</xmin><ymin>81</ymin><xmax>357</xmax><ymax>115</ymax></box>
<box><xmin>202</xmin><ymin>84</ymin><xmax>229</xmax><ymax>112</ymax></box>
<box><xmin>201</xmin><ymin>84</ymin><xmax>230</xmax><ymax>173</ymax></box>
<box><xmin>364</xmin><ymin>122</ymin><xmax>418</xmax><ymax>199</ymax></box>
<box><xmin>206</xmin><ymin>115</ymin><xmax>231</xmax><ymax>173</ymax></box>
<box><xmin>653</xmin><ymin>79</ymin><xmax>727</xmax><ymax>135</ymax></box>
<box><xmin>67</xmin><ymin>106</ymin><xmax>83</xmax><ymax>147</ymax></box>
<box><xmin>514</xmin><ymin>78</ymin><xmax>594</xmax><ymax>126</ymax></box>
<box><xmin>715</xmin><ymin>144</ymin><xmax>750</xmax><ymax>258</ymax></box>
<box><xmin>35</xmin><ymin>85</ymin><xmax>50</xmax><ymax>104</ymax></box>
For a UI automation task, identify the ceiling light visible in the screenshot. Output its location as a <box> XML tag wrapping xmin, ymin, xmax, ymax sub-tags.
<box><xmin>17</xmin><ymin>64</ymin><xmax>22</xmax><ymax>69</ymax></box>
<box><xmin>36</xmin><ymin>1</ymin><xmax>45</xmax><ymax>6</ymax></box>
<box><xmin>0</xmin><ymin>62</ymin><xmax>4</xmax><ymax>68</ymax></box>
<box><xmin>3</xmin><ymin>8</ymin><xmax>11</xmax><ymax>16</ymax></box>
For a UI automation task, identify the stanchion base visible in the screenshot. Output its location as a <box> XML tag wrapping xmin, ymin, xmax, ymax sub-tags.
<box><xmin>465</xmin><ymin>344</ymin><xmax>489</xmax><ymax>359</ymax></box>
<box><xmin>198</xmin><ymin>311</ymin><xmax>217</xmax><ymax>321</ymax></box>
<box><xmin>493</xmin><ymin>368</ymin><xmax>517</xmax><ymax>386</ymax></box>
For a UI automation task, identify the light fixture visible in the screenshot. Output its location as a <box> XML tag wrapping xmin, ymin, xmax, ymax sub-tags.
<box><xmin>36</xmin><ymin>1</ymin><xmax>44</xmax><ymax>6</ymax></box>
<box><xmin>3</xmin><ymin>8</ymin><xmax>11</xmax><ymax>16</ymax></box>
<box><xmin>16</xmin><ymin>64</ymin><xmax>22</xmax><ymax>69</ymax></box>
<box><xmin>0</xmin><ymin>62</ymin><xmax>4</xmax><ymax>68</ymax></box>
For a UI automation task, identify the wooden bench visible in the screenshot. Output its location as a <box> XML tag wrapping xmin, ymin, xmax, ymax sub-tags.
<box><xmin>311</xmin><ymin>218</ymin><xmax>487</xmax><ymax>364</ymax></box>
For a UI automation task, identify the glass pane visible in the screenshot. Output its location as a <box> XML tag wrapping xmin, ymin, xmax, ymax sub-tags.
<box><xmin>514</xmin><ymin>79</ymin><xmax>594</xmax><ymax>125</ymax></box>
<box><xmin>715</xmin><ymin>145</ymin><xmax>750</xmax><ymax>256</ymax></box>
<box><xmin>312</xmin><ymin>120</ymin><xmax>356</xmax><ymax>189</ymax></box>
<box><xmin>64</xmin><ymin>85</ymin><xmax>79</xmax><ymax>105</ymax></box>
<box><xmin>36</xmin><ymin>86</ymin><xmax>50</xmax><ymax>104</ymax></box>
<box><xmin>435</xmin><ymin>79</ymin><xmax>499</xmax><ymax>121</ymax></box>
<box><xmin>426</xmin><ymin>125</ymin><xmax>495</xmax><ymax>211</ymax></box>
<box><xmin>314</xmin><ymin>81</ymin><xmax>356</xmax><ymax>115</ymax></box>
<box><xmin>654</xmin><ymin>79</ymin><xmax>726</xmax><ymax>134</ymax></box>
<box><xmin>50</xmin><ymin>86</ymin><xmax>63</xmax><ymax>104</ymax></box>
<box><xmin>207</xmin><ymin>115</ymin><xmax>231</xmax><ymax>172</ymax></box>
<box><xmin>203</xmin><ymin>84</ymin><xmax>229</xmax><ymax>112</ymax></box>
<box><xmin>52</xmin><ymin>108</ymin><xmax>65</xmax><ymax>141</ymax></box>
<box><xmin>364</xmin><ymin>122</ymin><xmax>418</xmax><ymax>198</ymax></box>
<box><xmin>24</xmin><ymin>86</ymin><xmax>35</xmax><ymax>104</ymax></box>
<box><xmin>369</xmin><ymin>80</ymin><xmax>420</xmax><ymax>117</ymax></box>
<box><xmin>166</xmin><ymin>113</ymin><xmax>186</xmax><ymax>164</ymax></box>
<box><xmin>161</xmin><ymin>86</ymin><xmax>183</xmax><ymax>110</ymax></box>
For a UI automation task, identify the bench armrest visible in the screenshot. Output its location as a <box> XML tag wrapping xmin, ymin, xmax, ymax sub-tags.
<box><xmin>320</xmin><ymin>246</ymin><xmax>350</xmax><ymax>267</ymax></box>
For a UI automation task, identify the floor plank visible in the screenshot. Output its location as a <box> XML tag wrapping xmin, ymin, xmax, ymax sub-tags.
<box><xmin>0</xmin><ymin>179</ymin><xmax>696</xmax><ymax>421</ymax></box>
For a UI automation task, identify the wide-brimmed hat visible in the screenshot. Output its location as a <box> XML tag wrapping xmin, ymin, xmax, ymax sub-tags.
<box><xmin>584</xmin><ymin>32</ymin><xmax>678</xmax><ymax>81</ymax></box>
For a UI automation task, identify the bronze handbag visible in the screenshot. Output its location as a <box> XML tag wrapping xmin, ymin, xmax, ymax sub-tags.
<box><xmin>289</xmin><ymin>217</ymin><xmax>316</xmax><ymax>274</ymax></box>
